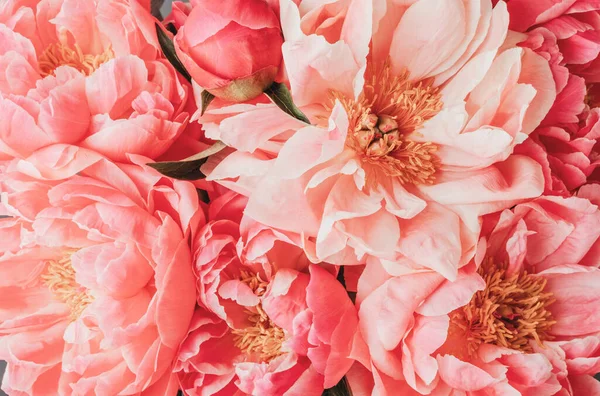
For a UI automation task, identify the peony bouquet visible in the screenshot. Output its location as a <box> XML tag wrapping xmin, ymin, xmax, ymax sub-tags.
<box><xmin>1</xmin><ymin>0</ymin><xmax>600</xmax><ymax>394</ymax></box>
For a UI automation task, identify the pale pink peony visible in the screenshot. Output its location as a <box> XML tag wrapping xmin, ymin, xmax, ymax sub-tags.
<box><xmin>175</xmin><ymin>191</ymin><xmax>364</xmax><ymax>395</ymax></box>
<box><xmin>0</xmin><ymin>151</ymin><xmax>202</xmax><ymax>395</ymax></box>
<box><xmin>200</xmin><ymin>0</ymin><xmax>555</xmax><ymax>280</ymax></box>
<box><xmin>0</xmin><ymin>0</ymin><xmax>190</xmax><ymax>163</ymax></box>
<box><xmin>354</xmin><ymin>184</ymin><xmax>600</xmax><ymax>395</ymax></box>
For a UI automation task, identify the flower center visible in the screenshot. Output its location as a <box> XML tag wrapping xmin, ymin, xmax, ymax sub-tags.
<box><xmin>41</xmin><ymin>254</ymin><xmax>93</xmax><ymax>320</ymax></box>
<box><xmin>333</xmin><ymin>63</ymin><xmax>443</xmax><ymax>185</ymax></box>
<box><xmin>38</xmin><ymin>43</ymin><xmax>114</xmax><ymax>77</ymax></box>
<box><xmin>231</xmin><ymin>270</ymin><xmax>286</xmax><ymax>362</ymax></box>
<box><xmin>585</xmin><ymin>84</ymin><xmax>600</xmax><ymax>109</ymax></box>
<box><xmin>445</xmin><ymin>258</ymin><xmax>556</xmax><ymax>357</ymax></box>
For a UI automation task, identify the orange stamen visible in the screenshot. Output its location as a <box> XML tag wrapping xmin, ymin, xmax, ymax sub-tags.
<box><xmin>331</xmin><ymin>61</ymin><xmax>443</xmax><ymax>186</ymax></box>
<box><xmin>448</xmin><ymin>258</ymin><xmax>556</xmax><ymax>356</ymax></box>
<box><xmin>231</xmin><ymin>270</ymin><xmax>286</xmax><ymax>362</ymax></box>
<box><xmin>41</xmin><ymin>254</ymin><xmax>93</xmax><ymax>320</ymax></box>
<box><xmin>38</xmin><ymin>43</ymin><xmax>114</xmax><ymax>77</ymax></box>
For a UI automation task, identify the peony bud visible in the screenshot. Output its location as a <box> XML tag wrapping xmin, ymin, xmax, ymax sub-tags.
<box><xmin>173</xmin><ymin>0</ymin><xmax>283</xmax><ymax>102</ymax></box>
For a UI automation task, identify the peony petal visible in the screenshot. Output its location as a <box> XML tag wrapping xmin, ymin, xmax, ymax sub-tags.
<box><xmin>389</xmin><ymin>0</ymin><xmax>475</xmax><ymax>80</ymax></box>
<box><xmin>417</xmin><ymin>269</ymin><xmax>485</xmax><ymax>316</ymax></box>
<box><xmin>543</xmin><ymin>267</ymin><xmax>600</xmax><ymax>337</ymax></box>
<box><xmin>437</xmin><ymin>354</ymin><xmax>496</xmax><ymax>391</ymax></box>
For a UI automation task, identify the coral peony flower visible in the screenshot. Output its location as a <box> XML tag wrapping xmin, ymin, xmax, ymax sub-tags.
<box><xmin>355</xmin><ymin>184</ymin><xmax>600</xmax><ymax>394</ymax></box>
<box><xmin>0</xmin><ymin>0</ymin><xmax>190</xmax><ymax>163</ymax></box>
<box><xmin>175</xmin><ymin>191</ymin><xmax>364</xmax><ymax>395</ymax></box>
<box><xmin>499</xmin><ymin>0</ymin><xmax>600</xmax><ymax>83</ymax></box>
<box><xmin>0</xmin><ymin>151</ymin><xmax>202</xmax><ymax>395</ymax></box>
<box><xmin>201</xmin><ymin>0</ymin><xmax>555</xmax><ymax>279</ymax></box>
<box><xmin>173</xmin><ymin>0</ymin><xmax>283</xmax><ymax>102</ymax></box>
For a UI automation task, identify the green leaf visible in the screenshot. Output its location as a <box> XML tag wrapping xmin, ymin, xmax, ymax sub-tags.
<box><xmin>155</xmin><ymin>23</ymin><xmax>192</xmax><ymax>83</ymax></box>
<box><xmin>150</xmin><ymin>0</ymin><xmax>165</xmax><ymax>19</ymax></box>
<box><xmin>264</xmin><ymin>82</ymin><xmax>310</xmax><ymax>124</ymax></box>
<box><xmin>201</xmin><ymin>90</ymin><xmax>215</xmax><ymax>116</ymax></box>
<box><xmin>322</xmin><ymin>377</ymin><xmax>353</xmax><ymax>396</ymax></box>
<box><xmin>147</xmin><ymin>141</ymin><xmax>227</xmax><ymax>180</ymax></box>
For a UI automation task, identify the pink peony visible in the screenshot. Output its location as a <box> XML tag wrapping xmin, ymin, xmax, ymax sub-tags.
<box><xmin>0</xmin><ymin>151</ymin><xmax>202</xmax><ymax>395</ymax></box>
<box><xmin>0</xmin><ymin>0</ymin><xmax>190</xmax><ymax>163</ymax></box>
<box><xmin>510</xmin><ymin>19</ymin><xmax>600</xmax><ymax>195</ymax></box>
<box><xmin>175</xmin><ymin>191</ymin><xmax>364</xmax><ymax>395</ymax></box>
<box><xmin>201</xmin><ymin>0</ymin><xmax>555</xmax><ymax>280</ymax></box>
<box><xmin>173</xmin><ymin>0</ymin><xmax>283</xmax><ymax>102</ymax></box>
<box><xmin>500</xmin><ymin>0</ymin><xmax>600</xmax><ymax>83</ymax></box>
<box><xmin>516</xmin><ymin>105</ymin><xmax>600</xmax><ymax>196</ymax></box>
<box><xmin>355</xmin><ymin>184</ymin><xmax>600</xmax><ymax>394</ymax></box>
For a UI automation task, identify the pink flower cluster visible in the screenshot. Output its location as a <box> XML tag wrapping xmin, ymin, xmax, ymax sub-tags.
<box><xmin>0</xmin><ymin>0</ymin><xmax>599</xmax><ymax>395</ymax></box>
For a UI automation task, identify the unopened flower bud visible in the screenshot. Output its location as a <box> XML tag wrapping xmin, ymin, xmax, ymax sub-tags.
<box><xmin>174</xmin><ymin>0</ymin><xmax>283</xmax><ymax>102</ymax></box>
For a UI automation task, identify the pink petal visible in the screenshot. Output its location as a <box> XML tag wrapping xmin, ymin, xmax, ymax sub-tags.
<box><xmin>38</xmin><ymin>75</ymin><xmax>90</xmax><ymax>144</ymax></box>
<box><xmin>218</xmin><ymin>279</ymin><xmax>260</xmax><ymax>307</ymax></box>
<box><xmin>0</xmin><ymin>96</ymin><xmax>51</xmax><ymax>158</ymax></box>
<box><xmin>569</xmin><ymin>374</ymin><xmax>600</xmax><ymax>395</ymax></box>
<box><xmin>396</xmin><ymin>202</ymin><xmax>465</xmax><ymax>281</ymax></box>
<box><xmin>543</xmin><ymin>267</ymin><xmax>600</xmax><ymax>337</ymax></box>
<box><xmin>437</xmin><ymin>354</ymin><xmax>496</xmax><ymax>391</ymax></box>
<box><xmin>417</xmin><ymin>269</ymin><xmax>485</xmax><ymax>316</ymax></box>
<box><xmin>306</xmin><ymin>265</ymin><xmax>357</xmax><ymax>387</ymax></box>
<box><xmin>401</xmin><ymin>315</ymin><xmax>449</xmax><ymax>392</ymax></box>
<box><xmin>360</xmin><ymin>272</ymin><xmax>443</xmax><ymax>352</ymax></box>
<box><xmin>280</xmin><ymin>0</ymin><xmax>364</xmax><ymax>105</ymax></box>
<box><xmin>390</xmin><ymin>0</ymin><xmax>478</xmax><ymax>80</ymax></box>
<box><xmin>85</xmin><ymin>56</ymin><xmax>148</xmax><ymax>118</ymax></box>
<box><xmin>501</xmin><ymin>353</ymin><xmax>553</xmax><ymax>387</ymax></box>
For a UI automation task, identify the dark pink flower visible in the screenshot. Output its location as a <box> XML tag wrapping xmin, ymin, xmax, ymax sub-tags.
<box><xmin>175</xmin><ymin>192</ymin><xmax>364</xmax><ymax>395</ymax></box>
<box><xmin>514</xmin><ymin>23</ymin><xmax>600</xmax><ymax>195</ymax></box>
<box><xmin>173</xmin><ymin>0</ymin><xmax>283</xmax><ymax>102</ymax></box>
<box><xmin>501</xmin><ymin>0</ymin><xmax>600</xmax><ymax>82</ymax></box>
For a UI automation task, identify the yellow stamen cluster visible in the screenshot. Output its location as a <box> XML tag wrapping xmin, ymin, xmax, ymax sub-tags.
<box><xmin>451</xmin><ymin>258</ymin><xmax>556</xmax><ymax>356</ymax></box>
<box><xmin>41</xmin><ymin>255</ymin><xmax>93</xmax><ymax>320</ymax></box>
<box><xmin>231</xmin><ymin>270</ymin><xmax>286</xmax><ymax>362</ymax></box>
<box><xmin>333</xmin><ymin>62</ymin><xmax>443</xmax><ymax>185</ymax></box>
<box><xmin>38</xmin><ymin>43</ymin><xmax>114</xmax><ymax>77</ymax></box>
